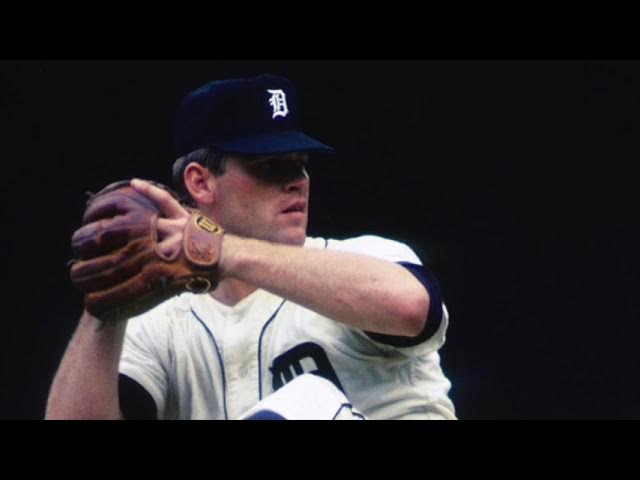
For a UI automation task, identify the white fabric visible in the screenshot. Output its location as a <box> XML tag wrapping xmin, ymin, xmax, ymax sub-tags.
<box><xmin>240</xmin><ymin>373</ymin><xmax>365</xmax><ymax>420</ymax></box>
<box><xmin>119</xmin><ymin>235</ymin><xmax>456</xmax><ymax>420</ymax></box>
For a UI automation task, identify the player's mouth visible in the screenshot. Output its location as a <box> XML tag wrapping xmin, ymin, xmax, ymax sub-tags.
<box><xmin>280</xmin><ymin>200</ymin><xmax>307</xmax><ymax>216</ymax></box>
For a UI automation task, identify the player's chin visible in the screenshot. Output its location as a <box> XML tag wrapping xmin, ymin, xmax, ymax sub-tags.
<box><xmin>274</xmin><ymin>225</ymin><xmax>308</xmax><ymax>246</ymax></box>
<box><xmin>275</xmin><ymin>213</ymin><xmax>307</xmax><ymax>240</ymax></box>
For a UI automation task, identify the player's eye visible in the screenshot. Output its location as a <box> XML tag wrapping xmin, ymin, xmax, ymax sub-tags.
<box><xmin>244</xmin><ymin>157</ymin><xmax>309</xmax><ymax>183</ymax></box>
<box><xmin>257</xmin><ymin>159</ymin><xmax>276</xmax><ymax>170</ymax></box>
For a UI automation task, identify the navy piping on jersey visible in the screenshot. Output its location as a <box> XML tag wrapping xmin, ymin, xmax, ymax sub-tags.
<box><xmin>332</xmin><ymin>403</ymin><xmax>366</xmax><ymax>420</ymax></box>
<box><xmin>255</xmin><ymin>238</ymin><xmax>324</xmax><ymax>400</ymax></box>
<box><xmin>257</xmin><ymin>299</ymin><xmax>287</xmax><ymax>400</ymax></box>
<box><xmin>192</xmin><ymin>308</ymin><xmax>229</xmax><ymax>420</ymax></box>
<box><xmin>365</xmin><ymin>262</ymin><xmax>444</xmax><ymax>348</ymax></box>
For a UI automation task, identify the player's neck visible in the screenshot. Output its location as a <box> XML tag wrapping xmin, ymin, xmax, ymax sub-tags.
<box><xmin>210</xmin><ymin>278</ymin><xmax>258</xmax><ymax>306</ymax></box>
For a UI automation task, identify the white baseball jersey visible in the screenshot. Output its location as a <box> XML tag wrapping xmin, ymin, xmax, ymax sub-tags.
<box><xmin>119</xmin><ymin>235</ymin><xmax>456</xmax><ymax>420</ymax></box>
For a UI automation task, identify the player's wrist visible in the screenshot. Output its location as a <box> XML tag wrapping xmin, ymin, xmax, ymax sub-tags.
<box><xmin>218</xmin><ymin>234</ymin><xmax>270</xmax><ymax>281</ymax></box>
<box><xmin>218</xmin><ymin>234</ymin><xmax>243</xmax><ymax>279</ymax></box>
<box><xmin>80</xmin><ymin>309</ymin><xmax>128</xmax><ymax>335</ymax></box>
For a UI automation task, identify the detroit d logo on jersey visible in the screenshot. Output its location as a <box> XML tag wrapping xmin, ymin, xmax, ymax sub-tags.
<box><xmin>267</xmin><ymin>89</ymin><xmax>289</xmax><ymax>119</ymax></box>
<box><xmin>270</xmin><ymin>342</ymin><xmax>344</xmax><ymax>393</ymax></box>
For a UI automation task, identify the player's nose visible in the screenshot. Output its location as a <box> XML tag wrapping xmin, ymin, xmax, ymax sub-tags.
<box><xmin>283</xmin><ymin>168</ymin><xmax>310</xmax><ymax>194</ymax></box>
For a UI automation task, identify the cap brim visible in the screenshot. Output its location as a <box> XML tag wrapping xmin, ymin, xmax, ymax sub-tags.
<box><xmin>212</xmin><ymin>131</ymin><xmax>335</xmax><ymax>155</ymax></box>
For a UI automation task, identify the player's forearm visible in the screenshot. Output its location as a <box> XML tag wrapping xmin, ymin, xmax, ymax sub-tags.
<box><xmin>45</xmin><ymin>311</ymin><xmax>126</xmax><ymax>420</ymax></box>
<box><xmin>220</xmin><ymin>236</ymin><xmax>429</xmax><ymax>336</ymax></box>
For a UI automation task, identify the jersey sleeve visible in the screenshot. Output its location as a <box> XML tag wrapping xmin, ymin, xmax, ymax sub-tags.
<box><xmin>324</xmin><ymin>235</ymin><xmax>449</xmax><ymax>357</ymax></box>
<box><xmin>326</xmin><ymin>235</ymin><xmax>423</xmax><ymax>264</ymax></box>
<box><xmin>119</xmin><ymin>302</ymin><xmax>174</xmax><ymax>419</ymax></box>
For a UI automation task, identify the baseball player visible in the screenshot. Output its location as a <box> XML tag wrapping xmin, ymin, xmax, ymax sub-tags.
<box><xmin>46</xmin><ymin>74</ymin><xmax>456</xmax><ymax>420</ymax></box>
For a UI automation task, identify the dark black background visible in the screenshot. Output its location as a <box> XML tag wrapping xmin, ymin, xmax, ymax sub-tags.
<box><xmin>1</xmin><ymin>60</ymin><xmax>638</xmax><ymax>419</ymax></box>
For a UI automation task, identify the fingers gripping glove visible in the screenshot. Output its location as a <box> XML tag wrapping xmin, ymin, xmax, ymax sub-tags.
<box><xmin>69</xmin><ymin>180</ymin><xmax>224</xmax><ymax>322</ymax></box>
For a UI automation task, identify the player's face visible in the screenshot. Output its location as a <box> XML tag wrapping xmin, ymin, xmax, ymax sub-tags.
<box><xmin>210</xmin><ymin>152</ymin><xmax>311</xmax><ymax>246</ymax></box>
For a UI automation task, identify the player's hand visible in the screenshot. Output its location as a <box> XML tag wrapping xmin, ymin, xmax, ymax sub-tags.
<box><xmin>130</xmin><ymin>178</ymin><xmax>191</xmax><ymax>261</ymax></box>
<box><xmin>69</xmin><ymin>179</ymin><xmax>224</xmax><ymax>322</ymax></box>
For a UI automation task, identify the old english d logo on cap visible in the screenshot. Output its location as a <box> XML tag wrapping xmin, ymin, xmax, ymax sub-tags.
<box><xmin>267</xmin><ymin>89</ymin><xmax>289</xmax><ymax>119</ymax></box>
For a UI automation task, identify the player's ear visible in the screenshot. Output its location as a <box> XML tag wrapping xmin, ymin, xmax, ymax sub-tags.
<box><xmin>184</xmin><ymin>162</ymin><xmax>217</xmax><ymax>206</ymax></box>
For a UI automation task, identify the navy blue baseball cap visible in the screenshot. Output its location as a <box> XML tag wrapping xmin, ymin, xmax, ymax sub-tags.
<box><xmin>173</xmin><ymin>74</ymin><xmax>335</xmax><ymax>157</ymax></box>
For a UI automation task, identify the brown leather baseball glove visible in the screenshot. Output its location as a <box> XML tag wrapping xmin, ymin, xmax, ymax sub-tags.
<box><xmin>69</xmin><ymin>179</ymin><xmax>224</xmax><ymax>322</ymax></box>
